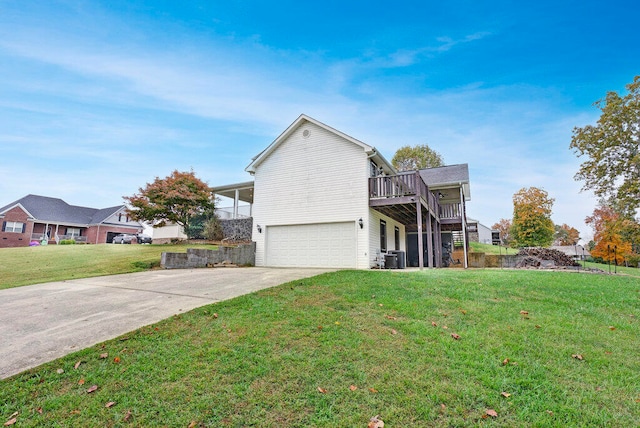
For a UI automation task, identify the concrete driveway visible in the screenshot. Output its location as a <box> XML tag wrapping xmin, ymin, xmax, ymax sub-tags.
<box><xmin>0</xmin><ymin>267</ymin><xmax>332</xmax><ymax>379</ymax></box>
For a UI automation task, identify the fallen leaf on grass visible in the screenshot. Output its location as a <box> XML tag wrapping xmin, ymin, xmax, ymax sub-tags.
<box><xmin>349</xmin><ymin>384</ymin><xmax>358</xmax><ymax>391</ymax></box>
<box><xmin>369</xmin><ymin>388</ymin><xmax>378</xmax><ymax>393</ymax></box>
<box><xmin>113</xmin><ymin>356</ymin><xmax>121</xmax><ymax>363</ymax></box>
<box><xmin>572</xmin><ymin>354</ymin><xmax>584</xmax><ymax>361</ymax></box>
<box><xmin>368</xmin><ymin>414</ymin><xmax>384</xmax><ymax>428</ymax></box>
<box><xmin>535</xmin><ymin>325</ymin><xmax>541</xmax><ymax>329</ymax></box>
<box><xmin>431</xmin><ymin>321</ymin><xmax>437</xmax><ymax>327</ymax></box>
<box><xmin>546</xmin><ymin>410</ymin><xmax>554</xmax><ymax>416</ymax></box>
<box><xmin>384</xmin><ymin>315</ymin><xmax>397</xmax><ymax>320</ymax></box>
<box><xmin>486</xmin><ymin>409</ymin><xmax>498</xmax><ymax>418</ymax></box>
<box><xmin>213</xmin><ymin>313</ymin><xmax>218</xmax><ymax>319</ymax></box>
<box><xmin>442</xmin><ymin>325</ymin><xmax>448</xmax><ymax>329</ymax></box>
<box><xmin>87</xmin><ymin>385</ymin><xmax>98</xmax><ymax>393</ymax></box>
<box><xmin>608</xmin><ymin>326</ymin><xmax>616</xmax><ymax>331</ymax></box>
<box><xmin>317</xmin><ymin>387</ymin><xmax>328</xmax><ymax>394</ymax></box>
<box><xmin>7</xmin><ymin>413</ymin><xmax>17</xmax><ymax>420</ymax></box>
<box><xmin>99</xmin><ymin>353</ymin><xmax>108</xmax><ymax>359</ymax></box>
<box><xmin>502</xmin><ymin>358</ymin><xmax>510</xmax><ymax>366</ymax></box>
<box><xmin>451</xmin><ymin>333</ymin><xmax>461</xmax><ymax>340</ymax></box>
<box><xmin>390</xmin><ymin>329</ymin><xmax>398</xmax><ymax>335</ymax></box>
<box><xmin>440</xmin><ymin>403</ymin><xmax>446</xmax><ymax>411</ymax></box>
<box><xmin>188</xmin><ymin>421</ymin><xmax>198</xmax><ymax>428</ymax></box>
<box><xmin>78</xmin><ymin>379</ymin><xmax>85</xmax><ymax>385</ymax></box>
<box><xmin>4</xmin><ymin>418</ymin><xmax>16</xmax><ymax>426</ymax></box>
<box><xmin>459</xmin><ymin>309</ymin><xmax>467</xmax><ymax>315</ymax></box>
<box><xmin>105</xmin><ymin>402</ymin><xmax>116</xmax><ymax>408</ymax></box>
<box><xmin>56</xmin><ymin>369</ymin><xmax>64</xmax><ymax>374</ymax></box>
<box><xmin>74</xmin><ymin>360</ymin><xmax>82</xmax><ymax>370</ymax></box>
<box><xmin>36</xmin><ymin>408</ymin><xmax>42</xmax><ymax>414</ymax></box>
<box><xmin>124</xmin><ymin>410</ymin><xmax>132</xmax><ymax>422</ymax></box>
<box><xmin>501</xmin><ymin>392</ymin><xmax>511</xmax><ymax>398</ymax></box>
<box><xmin>520</xmin><ymin>310</ymin><xmax>529</xmax><ymax>315</ymax></box>
<box><xmin>70</xmin><ymin>410</ymin><xmax>80</xmax><ymax>415</ymax></box>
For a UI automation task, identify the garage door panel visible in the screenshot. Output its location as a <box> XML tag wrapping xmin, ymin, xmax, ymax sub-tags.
<box><xmin>266</xmin><ymin>222</ymin><xmax>356</xmax><ymax>268</ymax></box>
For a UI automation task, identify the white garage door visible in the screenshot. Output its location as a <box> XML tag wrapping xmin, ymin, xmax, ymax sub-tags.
<box><xmin>266</xmin><ymin>222</ymin><xmax>356</xmax><ymax>268</ymax></box>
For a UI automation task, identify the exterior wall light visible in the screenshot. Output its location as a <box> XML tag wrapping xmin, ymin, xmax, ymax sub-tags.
<box><xmin>257</xmin><ymin>225</ymin><xmax>262</xmax><ymax>233</ymax></box>
<box><xmin>358</xmin><ymin>218</ymin><xmax>364</xmax><ymax>229</ymax></box>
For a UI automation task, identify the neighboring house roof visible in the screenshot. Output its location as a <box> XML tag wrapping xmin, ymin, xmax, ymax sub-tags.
<box><xmin>0</xmin><ymin>194</ymin><xmax>135</xmax><ymax>227</ymax></box>
<box><xmin>419</xmin><ymin>164</ymin><xmax>471</xmax><ymax>201</ymax></box>
<box><xmin>550</xmin><ymin>245</ymin><xmax>591</xmax><ymax>257</ymax></box>
<box><xmin>245</xmin><ymin>114</ymin><xmax>395</xmax><ymax>174</ymax></box>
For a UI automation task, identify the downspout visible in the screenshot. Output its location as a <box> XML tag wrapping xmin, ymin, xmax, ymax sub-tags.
<box><xmin>460</xmin><ymin>184</ymin><xmax>468</xmax><ymax>269</ymax></box>
<box><xmin>96</xmin><ymin>224</ymin><xmax>101</xmax><ymax>244</ymax></box>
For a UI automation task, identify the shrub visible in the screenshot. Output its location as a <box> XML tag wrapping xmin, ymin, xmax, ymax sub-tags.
<box><xmin>59</xmin><ymin>239</ymin><xmax>76</xmax><ymax>245</ymax></box>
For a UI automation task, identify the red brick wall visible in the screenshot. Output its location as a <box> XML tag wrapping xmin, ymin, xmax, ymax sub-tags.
<box><xmin>85</xmin><ymin>225</ymin><xmax>142</xmax><ymax>244</ymax></box>
<box><xmin>0</xmin><ymin>206</ymin><xmax>34</xmax><ymax>248</ymax></box>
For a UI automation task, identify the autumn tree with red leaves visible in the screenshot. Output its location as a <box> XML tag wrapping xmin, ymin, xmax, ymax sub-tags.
<box><xmin>491</xmin><ymin>218</ymin><xmax>513</xmax><ymax>246</ymax></box>
<box><xmin>554</xmin><ymin>223</ymin><xmax>580</xmax><ymax>246</ymax></box>
<box><xmin>585</xmin><ymin>204</ymin><xmax>633</xmax><ymax>265</ymax></box>
<box><xmin>124</xmin><ymin>170</ymin><xmax>215</xmax><ymax>236</ymax></box>
<box><xmin>511</xmin><ymin>187</ymin><xmax>555</xmax><ymax>247</ymax></box>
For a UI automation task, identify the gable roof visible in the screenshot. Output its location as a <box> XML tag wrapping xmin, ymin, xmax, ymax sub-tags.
<box><xmin>0</xmin><ymin>194</ymin><xmax>132</xmax><ymax>226</ymax></box>
<box><xmin>245</xmin><ymin>114</ymin><xmax>395</xmax><ymax>174</ymax></box>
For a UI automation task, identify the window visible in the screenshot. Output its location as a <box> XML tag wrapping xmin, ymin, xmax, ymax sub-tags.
<box><xmin>370</xmin><ymin>160</ymin><xmax>379</xmax><ymax>177</ymax></box>
<box><xmin>66</xmin><ymin>227</ymin><xmax>81</xmax><ymax>238</ymax></box>
<box><xmin>2</xmin><ymin>221</ymin><xmax>25</xmax><ymax>233</ymax></box>
<box><xmin>380</xmin><ymin>220</ymin><xmax>387</xmax><ymax>251</ymax></box>
<box><xmin>395</xmin><ymin>226</ymin><xmax>400</xmax><ymax>250</ymax></box>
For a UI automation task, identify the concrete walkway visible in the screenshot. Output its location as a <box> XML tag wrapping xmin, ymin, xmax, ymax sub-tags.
<box><xmin>0</xmin><ymin>267</ymin><xmax>332</xmax><ymax>379</ymax></box>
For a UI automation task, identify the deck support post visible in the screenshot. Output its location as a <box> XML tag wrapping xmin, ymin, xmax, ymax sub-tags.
<box><xmin>426</xmin><ymin>209</ymin><xmax>433</xmax><ymax>268</ymax></box>
<box><xmin>416</xmin><ymin>197</ymin><xmax>424</xmax><ymax>270</ymax></box>
<box><xmin>460</xmin><ymin>186</ymin><xmax>468</xmax><ymax>269</ymax></box>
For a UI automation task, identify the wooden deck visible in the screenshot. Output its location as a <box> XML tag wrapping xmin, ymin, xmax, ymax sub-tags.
<box><xmin>369</xmin><ymin>172</ymin><xmax>463</xmax><ymax>226</ymax></box>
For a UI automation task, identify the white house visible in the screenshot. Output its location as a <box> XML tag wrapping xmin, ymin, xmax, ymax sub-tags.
<box><xmin>218</xmin><ymin>114</ymin><xmax>471</xmax><ymax>269</ymax></box>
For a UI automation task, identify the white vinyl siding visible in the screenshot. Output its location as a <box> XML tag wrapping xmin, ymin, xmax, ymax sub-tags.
<box><xmin>367</xmin><ymin>208</ymin><xmax>405</xmax><ymax>267</ymax></box>
<box><xmin>266</xmin><ymin>222</ymin><xmax>356</xmax><ymax>268</ymax></box>
<box><xmin>252</xmin><ymin>121</ymin><xmax>370</xmax><ymax>268</ymax></box>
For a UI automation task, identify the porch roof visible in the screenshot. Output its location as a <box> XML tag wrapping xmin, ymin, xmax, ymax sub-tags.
<box><xmin>211</xmin><ymin>181</ymin><xmax>254</xmax><ymax>204</ymax></box>
<box><xmin>419</xmin><ymin>164</ymin><xmax>470</xmax><ymax>202</ymax></box>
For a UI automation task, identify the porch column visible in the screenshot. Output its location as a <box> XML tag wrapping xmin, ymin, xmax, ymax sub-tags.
<box><xmin>233</xmin><ymin>189</ymin><xmax>240</xmax><ymax>219</ymax></box>
<box><xmin>460</xmin><ymin>186</ymin><xmax>468</xmax><ymax>269</ymax></box>
<box><xmin>426</xmin><ymin>208</ymin><xmax>434</xmax><ymax>268</ymax></box>
<box><xmin>416</xmin><ymin>198</ymin><xmax>424</xmax><ymax>270</ymax></box>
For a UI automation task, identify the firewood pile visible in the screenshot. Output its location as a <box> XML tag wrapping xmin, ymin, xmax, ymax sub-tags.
<box><xmin>516</xmin><ymin>248</ymin><xmax>579</xmax><ymax>267</ymax></box>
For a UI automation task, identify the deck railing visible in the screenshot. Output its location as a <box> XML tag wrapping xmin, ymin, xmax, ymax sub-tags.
<box><xmin>369</xmin><ymin>171</ymin><xmax>439</xmax><ymax>214</ymax></box>
<box><xmin>439</xmin><ymin>203</ymin><xmax>462</xmax><ymax>220</ymax></box>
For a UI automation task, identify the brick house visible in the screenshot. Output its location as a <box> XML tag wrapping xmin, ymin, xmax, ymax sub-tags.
<box><xmin>0</xmin><ymin>194</ymin><xmax>143</xmax><ymax>247</ymax></box>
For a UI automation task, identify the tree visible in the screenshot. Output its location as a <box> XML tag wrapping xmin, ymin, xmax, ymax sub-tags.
<box><xmin>511</xmin><ymin>187</ymin><xmax>555</xmax><ymax>247</ymax></box>
<box><xmin>553</xmin><ymin>223</ymin><xmax>580</xmax><ymax>246</ymax></box>
<box><xmin>124</xmin><ymin>170</ymin><xmax>215</xmax><ymax>238</ymax></box>
<box><xmin>585</xmin><ymin>203</ymin><xmax>633</xmax><ymax>265</ymax></box>
<box><xmin>570</xmin><ymin>75</ymin><xmax>640</xmax><ymax>217</ymax></box>
<box><xmin>392</xmin><ymin>144</ymin><xmax>444</xmax><ymax>171</ymax></box>
<box><xmin>491</xmin><ymin>218</ymin><xmax>512</xmax><ymax>246</ymax></box>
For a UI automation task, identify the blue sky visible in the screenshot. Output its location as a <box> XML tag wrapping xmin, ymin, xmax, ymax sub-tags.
<box><xmin>1</xmin><ymin>1</ymin><xmax>639</xmax><ymax>241</ymax></box>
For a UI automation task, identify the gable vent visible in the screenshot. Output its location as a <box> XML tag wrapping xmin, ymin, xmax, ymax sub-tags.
<box><xmin>302</xmin><ymin>129</ymin><xmax>310</xmax><ymax>138</ymax></box>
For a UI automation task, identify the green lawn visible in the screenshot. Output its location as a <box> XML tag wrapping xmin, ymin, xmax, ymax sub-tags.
<box><xmin>2</xmin><ymin>269</ymin><xmax>639</xmax><ymax>427</ymax></box>
<box><xmin>0</xmin><ymin>243</ymin><xmax>217</xmax><ymax>290</ymax></box>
